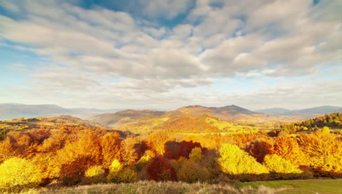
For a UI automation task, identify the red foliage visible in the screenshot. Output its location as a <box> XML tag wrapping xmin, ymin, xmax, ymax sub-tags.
<box><xmin>146</xmin><ymin>157</ymin><xmax>177</xmax><ymax>181</ymax></box>
<box><xmin>134</xmin><ymin>141</ymin><xmax>150</xmax><ymax>159</ymax></box>
<box><xmin>164</xmin><ymin>141</ymin><xmax>202</xmax><ymax>160</ymax></box>
<box><xmin>246</xmin><ymin>139</ymin><xmax>274</xmax><ymax>162</ymax></box>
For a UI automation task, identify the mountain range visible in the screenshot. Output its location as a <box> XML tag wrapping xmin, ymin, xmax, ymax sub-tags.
<box><xmin>0</xmin><ymin>103</ymin><xmax>341</xmax><ymax>122</ymax></box>
<box><xmin>257</xmin><ymin>106</ymin><xmax>342</xmax><ymax>116</ymax></box>
<box><xmin>0</xmin><ymin>103</ymin><xmax>117</xmax><ymax>120</ymax></box>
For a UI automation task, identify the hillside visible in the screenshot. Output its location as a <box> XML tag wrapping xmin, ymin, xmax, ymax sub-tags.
<box><xmin>91</xmin><ymin>110</ymin><xmax>166</xmax><ymax>127</ymax></box>
<box><xmin>257</xmin><ymin>106</ymin><xmax>342</xmax><ymax>117</ymax></box>
<box><xmin>92</xmin><ymin>105</ymin><xmax>262</xmax><ymax>127</ymax></box>
<box><xmin>92</xmin><ymin>105</ymin><xmax>301</xmax><ymax>133</ymax></box>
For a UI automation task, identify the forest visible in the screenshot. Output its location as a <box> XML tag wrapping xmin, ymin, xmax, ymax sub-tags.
<box><xmin>0</xmin><ymin>113</ymin><xmax>341</xmax><ymax>192</ymax></box>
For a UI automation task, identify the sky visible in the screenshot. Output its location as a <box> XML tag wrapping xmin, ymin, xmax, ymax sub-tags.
<box><xmin>0</xmin><ymin>0</ymin><xmax>341</xmax><ymax>110</ymax></box>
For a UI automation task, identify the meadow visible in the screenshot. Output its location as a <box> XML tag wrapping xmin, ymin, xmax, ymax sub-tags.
<box><xmin>14</xmin><ymin>179</ymin><xmax>342</xmax><ymax>194</ymax></box>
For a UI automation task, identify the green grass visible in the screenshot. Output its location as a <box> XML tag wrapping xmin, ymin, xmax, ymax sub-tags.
<box><xmin>238</xmin><ymin>179</ymin><xmax>342</xmax><ymax>194</ymax></box>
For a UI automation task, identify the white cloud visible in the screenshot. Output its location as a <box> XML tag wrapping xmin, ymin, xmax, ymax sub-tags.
<box><xmin>0</xmin><ymin>0</ymin><xmax>341</xmax><ymax>109</ymax></box>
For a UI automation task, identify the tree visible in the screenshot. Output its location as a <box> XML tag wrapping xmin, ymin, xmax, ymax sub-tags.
<box><xmin>0</xmin><ymin>157</ymin><xmax>42</xmax><ymax>188</ymax></box>
<box><xmin>246</xmin><ymin>139</ymin><xmax>274</xmax><ymax>163</ymax></box>
<box><xmin>100</xmin><ymin>132</ymin><xmax>122</xmax><ymax>167</ymax></box>
<box><xmin>263</xmin><ymin>154</ymin><xmax>302</xmax><ymax>174</ymax></box>
<box><xmin>146</xmin><ymin>157</ymin><xmax>177</xmax><ymax>181</ymax></box>
<box><xmin>218</xmin><ymin>143</ymin><xmax>269</xmax><ymax>175</ymax></box>
<box><xmin>273</xmin><ymin>137</ymin><xmax>306</xmax><ymax>165</ymax></box>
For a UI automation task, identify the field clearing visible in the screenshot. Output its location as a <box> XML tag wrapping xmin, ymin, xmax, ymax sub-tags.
<box><xmin>239</xmin><ymin>179</ymin><xmax>342</xmax><ymax>194</ymax></box>
<box><xmin>16</xmin><ymin>179</ymin><xmax>342</xmax><ymax>194</ymax></box>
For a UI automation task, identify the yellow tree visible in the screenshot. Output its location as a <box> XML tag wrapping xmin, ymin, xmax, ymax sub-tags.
<box><xmin>218</xmin><ymin>143</ymin><xmax>269</xmax><ymax>175</ymax></box>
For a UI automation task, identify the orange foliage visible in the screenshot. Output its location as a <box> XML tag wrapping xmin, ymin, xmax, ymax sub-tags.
<box><xmin>297</xmin><ymin>132</ymin><xmax>342</xmax><ymax>175</ymax></box>
<box><xmin>273</xmin><ymin>137</ymin><xmax>306</xmax><ymax>165</ymax></box>
<box><xmin>100</xmin><ymin>132</ymin><xmax>122</xmax><ymax>166</ymax></box>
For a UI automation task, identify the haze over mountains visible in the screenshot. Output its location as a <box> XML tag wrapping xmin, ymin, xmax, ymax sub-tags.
<box><xmin>0</xmin><ymin>103</ymin><xmax>341</xmax><ymax>121</ymax></box>
<box><xmin>0</xmin><ymin>103</ymin><xmax>117</xmax><ymax>120</ymax></box>
<box><xmin>257</xmin><ymin>106</ymin><xmax>342</xmax><ymax>116</ymax></box>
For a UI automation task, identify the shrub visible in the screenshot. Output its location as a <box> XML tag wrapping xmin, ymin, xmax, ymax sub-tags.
<box><xmin>164</xmin><ymin>141</ymin><xmax>202</xmax><ymax>160</ymax></box>
<box><xmin>263</xmin><ymin>154</ymin><xmax>302</xmax><ymax>174</ymax></box>
<box><xmin>146</xmin><ymin>157</ymin><xmax>177</xmax><ymax>181</ymax></box>
<box><xmin>176</xmin><ymin>159</ymin><xmax>210</xmax><ymax>182</ymax></box>
<box><xmin>109</xmin><ymin>159</ymin><xmax>122</xmax><ymax>173</ymax></box>
<box><xmin>84</xmin><ymin>165</ymin><xmax>106</xmax><ymax>183</ymax></box>
<box><xmin>108</xmin><ymin>168</ymin><xmax>138</xmax><ymax>183</ymax></box>
<box><xmin>136</xmin><ymin>150</ymin><xmax>155</xmax><ymax>172</ymax></box>
<box><xmin>189</xmin><ymin>147</ymin><xmax>202</xmax><ymax>162</ymax></box>
<box><xmin>218</xmin><ymin>144</ymin><xmax>269</xmax><ymax>175</ymax></box>
<box><xmin>321</xmin><ymin>126</ymin><xmax>330</xmax><ymax>134</ymax></box>
<box><xmin>0</xmin><ymin>157</ymin><xmax>42</xmax><ymax>188</ymax></box>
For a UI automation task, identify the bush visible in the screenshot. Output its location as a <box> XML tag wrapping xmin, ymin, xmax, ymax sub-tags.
<box><xmin>218</xmin><ymin>144</ymin><xmax>269</xmax><ymax>175</ymax></box>
<box><xmin>0</xmin><ymin>157</ymin><xmax>42</xmax><ymax>188</ymax></box>
<box><xmin>189</xmin><ymin>147</ymin><xmax>202</xmax><ymax>162</ymax></box>
<box><xmin>84</xmin><ymin>165</ymin><xmax>106</xmax><ymax>183</ymax></box>
<box><xmin>263</xmin><ymin>154</ymin><xmax>302</xmax><ymax>174</ymax></box>
<box><xmin>146</xmin><ymin>157</ymin><xmax>177</xmax><ymax>181</ymax></box>
<box><xmin>108</xmin><ymin>168</ymin><xmax>138</xmax><ymax>183</ymax></box>
<box><xmin>176</xmin><ymin>159</ymin><xmax>210</xmax><ymax>182</ymax></box>
<box><xmin>109</xmin><ymin>159</ymin><xmax>123</xmax><ymax>173</ymax></box>
<box><xmin>164</xmin><ymin>141</ymin><xmax>202</xmax><ymax>160</ymax></box>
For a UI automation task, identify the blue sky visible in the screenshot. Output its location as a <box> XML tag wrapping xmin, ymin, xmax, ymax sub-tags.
<box><xmin>0</xmin><ymin>0</ymin><xmax>341</xmax><ymax>110</ymax></box>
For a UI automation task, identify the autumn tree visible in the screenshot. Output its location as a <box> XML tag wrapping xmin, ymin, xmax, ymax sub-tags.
<box><xmin>246</xmin><ymin>139</ymin><xmax>274</xmax><ymax>163</ymax></box>
<box><xmin>218</xmin><ymin>143</ymin><xmax>269</xmax><ymax>175</ymax></box>
<box><xmin>100</xmin><ymin>132</ymin><xmax>122</xmax><ymax>167</ymax></box>
<box><xmin>263</xmin><ymin>154</ymin><xmax>302</xmax><ymax>174</ymax></box>
<box><xmin>0</xmin><ymin>157</ymin><xmax>42</xmax><ymax>188</ymax></box>
<box><xmin>146</xmin><ymin>157</ymin><xmax>177</xmax><ymax>181</ymax></box>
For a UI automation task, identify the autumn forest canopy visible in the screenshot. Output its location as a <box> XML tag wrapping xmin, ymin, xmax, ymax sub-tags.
<box><xmin>0</xmin><ymin>108</ymin><xmax>341</xmax><ymax>191</ymax></box>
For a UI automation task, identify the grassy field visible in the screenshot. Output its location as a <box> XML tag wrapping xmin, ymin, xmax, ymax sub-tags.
<box><xmin>16</xmin><ymin>179</ymin><xmax>342</xmax><ymax>194</ymax></box>
<box><xmin>239</xmin><ymin>179</ymin><xmax>342</xmax><ymax>194</ymax></box>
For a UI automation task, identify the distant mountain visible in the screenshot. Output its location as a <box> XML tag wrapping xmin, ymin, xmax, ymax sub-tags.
<box><xmin>92</xmin><ymin>105</ymin><xmax>263</xmax><ymax>127</ymax></box>
<box><xmin>172</xmin><ymin>104</ymin><xmax>262</xmax><ymax>121</ymax></box>
<box><xmin>257</xmin><ymin>106</ymin><xmax>342</xmax><ymax>117</ymax></box>
<box><xmin>290</xmin><ymin>106</ymin><xmax>342</xmax><ymax>116</ymax></box>
<box><xmin>0</xmin><ymin>103</ymin><xmax>117</xmax><ymax>120</ymax></box>
<box><xmin>256</xmin><ymin>108</ymin><xmax>291</xmax><ymax>115</ymax></box>
<box><xmin>91</xmin><ymin>109</ymin><xmax>166</xmax><ymax>127</ymax></box>
<box><xmin>174</xmin><ymin>105</ymin><xmax>257</xmax><ymax>116</ymax></box>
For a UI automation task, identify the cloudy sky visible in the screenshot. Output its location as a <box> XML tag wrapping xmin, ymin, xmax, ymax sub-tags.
<box><xmin>0</xmin><ymin>0</ymin><xmax>341</xmax><ymax>110</ymax></box>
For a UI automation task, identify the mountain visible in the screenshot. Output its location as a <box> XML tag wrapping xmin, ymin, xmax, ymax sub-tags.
<box><xmin>171</xmin><ymin>104</ymin><xmax>263</xmax><ymax>122</ymax></box>
<box><xmin>290</xmin><ymin>106</ymin><xmax>342</xmax><ymax>116</ymax></box>
<box><xmin>0</xmin><ymin>103</ymin><xmax>117</xmax><ymax>120</ymax></box>
<box><xmin>174</xmin><ymin>105</ymin><xmax>257</xmax><ymax>116</ymax></box>
<box><xmin>91</xmin><ymin>104</ymin><xmax>265</xmax><ymax>128</ymax></box>
<box><xmin>91</xmin><ymin>109</ymin><xmax>166</xmax><ymax>127</ymax></box>
<box><xmin>0</xmin><ymin>104</ymin><xmax>70</xmax><ymax>120</ymax></box>
<box><xmin>257</xmin><ymin>106</ymin><xmax>342</xmax><ymax>117</ymax></box>
<box><xmin>256</xmin><ymin>108</ymin><xmax>291</xmax><ymax>115</ymax></box>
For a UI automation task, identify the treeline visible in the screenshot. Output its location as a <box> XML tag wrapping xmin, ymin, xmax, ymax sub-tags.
<box><xmin>280</xmin><ymin>112</ymin><xmax>342</xmax><ymax>133</ymax></box>
<box><xmin>0</xmin><ymin>119</ymin><xmax>341</xmax><ymax>191</ymax></box>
